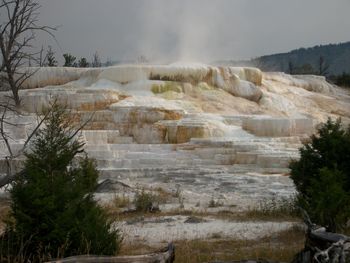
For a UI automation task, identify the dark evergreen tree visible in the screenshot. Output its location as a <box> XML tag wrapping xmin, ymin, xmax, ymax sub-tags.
<box><xmin>335</xmin><ymin>72</ymin><xmax>350</xmax><ymax>87</ymax></box>
<box><xmin>46</xmin><ymin>46</ymin><xmax>58</xmax><ymax>67</ymax></box>
<box><xmin>318</xmin><ymin>56</ymin><xmax>330</xmax><ymax>76</ymax></box>
<box><xmin>78</xmin><ymin>57</ymin><xmax>89</xmax><ymax>68</ymax></box>
<box><xmin>290</xmin><ymin>118</ymin><xmax>350</xmax><ymax>231</ymax></box>
<box><xmin>63</xmin><ymin>53</ymin><xmax>77</xmax><ymax>67</ymax></box>
<box><xmin>0</xmin><ymin>102</ymin><xmax>121</xmax><ymax>262</ymax></box>
<box><xmin>294</xmin><ymin>63</ymin><xmax>315</xmax><ymax>75</ymax></box>
<box><xmin>288</xmin><ymin>60</ymin><xmax>295</xmax><ymax>74</ymax></box>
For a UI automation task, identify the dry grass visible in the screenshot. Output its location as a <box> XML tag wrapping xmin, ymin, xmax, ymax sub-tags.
<box><xmin>0</xmin><ymin>198</ymin><xmax>10</xmax><ymax>233</ymax></box>
<box><xmin>208</xmin><ymin>197</ymin><xmax>224</xmax><ymax>208</ymax></box>
<box><xmin>173</xmin><ymin>225</ymin><xmax>305</xmax><ymax>263</ymax></box>
<box><xmin>118</xmin><ymin>226</ymin><xmax>305</xmax><ymax>263</ymax></box>
<box><xmin>153</xmin><ymin>187</ymin><xmax>173</xmax><ymax>204</ymax></box>
<box><xmin>110</xmin><ymin>197</ymin><xmax>304</xmax><ymax>262</ymax></box>
<box><xmin>102</xmin><ymin>194</ymin><xmax>132</xmax><ymax>220</ymax></box>
<box><xmin>105</xmin><ymin>194</ymin><xmax>300</xmax><ymax>223</ymax></box>
<box><xmin>1</xmin><ymin>193</ymin><xmax>307</xmax><ymax>262</ymax></box>
<box><xmin>111</xmin><ymin>194</ymin><xmax>131</xmax><ymax>209</ymax></box>
<box><xmin>104</xmin><ymin>206</ymin><xmax>301</xmax><ymax>225</ymax></box>
<box><xmin>244</xmin><ymin>196</ymin><xmax>299</xmax><ymax>220</ymax></box>
<box><xmin>119</xmin><ymin>242</ymin><xmax>158</xmax><ymax>256</ymax></box>
<box><xmin>103</xmin><ymin>187</ymin><xmax>173</xmax><ymax>216</ymax></box>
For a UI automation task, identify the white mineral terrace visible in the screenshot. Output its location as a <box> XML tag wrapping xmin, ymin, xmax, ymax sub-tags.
<box><xmin>1</xmin><ymin>64</ymin><xmax>350</xmax><ymax>211</ymax></box>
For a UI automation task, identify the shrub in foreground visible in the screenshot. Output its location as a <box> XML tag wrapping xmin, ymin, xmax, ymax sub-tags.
<box><xmin>290</xmin><ymin>118</ymin><xmax>350</xmax><ymax>231</ymax></box>
<box><xmin>0</xmin><ymin>103</ymin><xmax>121</xmax><ymax>262</ymax></box>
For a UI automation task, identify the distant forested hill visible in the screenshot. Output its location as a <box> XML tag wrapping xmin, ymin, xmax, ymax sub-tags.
<box><xmin>217</xmin><ymin>42</ymin><xmax>350</xmax><ymax>75</ymax></box>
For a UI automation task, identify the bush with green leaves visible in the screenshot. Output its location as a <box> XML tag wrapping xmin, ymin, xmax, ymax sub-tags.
<box><xmin>335</xmin><ymin>72</ymin><xmax>350</xmax><ymax>88</ymax></box>
<box><xmin>290</xmin><ymin>118</ymin><xmax>350</xmax><ymax>231</ymax></box>
<box><xmin>133</xmin><ymin>190</ymin><xmax>158</xmax><ymax>213</ymax></box>
<box><xmin>0</xmin><ymin>103</ymin><xmax>121</xmax><ymax>262</ymax></box>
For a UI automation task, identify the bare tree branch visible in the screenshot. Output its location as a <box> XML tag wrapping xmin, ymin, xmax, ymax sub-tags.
<box><xmin>68</xmin><ymin>111</ymin><xmax>95</xmax><ymax>141</ymax></box>
<box><xmin>0</xmin><ymin>0</ymin><xmax>57</xmax><ymax>107</ymax></box>
<box><xmin>0</xmin><ymin>100</ymin><xmax>50</xmax><ymax>187</ymax></box>
<box><xmin>13</xmin><ymin>106</ymin><xmax>49</xmax><ymax>158</ymax></box>
<box><xmin>0</xmin><ymin>99</ymin><xmax>92</xmax><ymax>188</ymax></box>
<box><xmin>0</xmin><ymin>102</ymin><xmax>13</xmax><ymax>156</ymax></box>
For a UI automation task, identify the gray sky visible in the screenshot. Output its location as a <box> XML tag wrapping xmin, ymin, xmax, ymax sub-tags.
<box><xmin>35</xmin><ymin>0</ymin><xmax>350</xmax><ymax>63</ymax></box>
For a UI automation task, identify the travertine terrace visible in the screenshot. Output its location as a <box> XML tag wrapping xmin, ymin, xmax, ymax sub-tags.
<box><xmin>1</xmin><ymin>63</ymin><xmax>350</xmax><ymax>212</ymax></box>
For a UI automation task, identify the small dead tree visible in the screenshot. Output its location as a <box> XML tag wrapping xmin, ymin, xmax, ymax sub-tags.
<box><xmin>137</xmin><ymin>55</ymin><xmax>149</xmax><ymax>64</ymax></box>
<box><xmin>288</xmin><ymin>60</ymin><xmax>295</xmax><ymax>75</ymax></box>
<box><xmin>91</xmin><ymin>51</ymin><xmax>102</xmax><ymax>68</ymax></box>
<box><xmin>105</xmin><ymin>57</ymin><xmax>113</xmax><ymax>67</ymax></box>
<box><xmin>318</xmin><ymin>56</ymin><xmax>330</xmax><ymax>77</ymax></box>
<box><xmin>0</xmin><ymin>0</ymin><xmax>56</xmax><ymax>107</ymax></box>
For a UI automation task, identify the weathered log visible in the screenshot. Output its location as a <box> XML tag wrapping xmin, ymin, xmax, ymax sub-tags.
<box><xmin>45</xmin><ymin>243</ymin><xmax>175</xmax><ymax>263</ymax></box>
<box><xmin>209</xmin><ymin>260</ymin><xmax>281</xmax><ymax>263</ymax></box>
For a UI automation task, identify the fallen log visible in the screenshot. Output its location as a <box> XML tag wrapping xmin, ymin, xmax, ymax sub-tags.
<box><xmin>209</xmin><ymin>260</ymin><xmax>280</xmax><ymax>263</ymax></box>
<box><xmin>45</xmin><ymin>243</ymin><xmax>175</xmax><ymax>263</ymax></box>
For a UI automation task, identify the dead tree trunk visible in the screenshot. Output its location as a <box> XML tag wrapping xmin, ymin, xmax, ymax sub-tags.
<box><xmin>45</xmin><ymin>243</ymin><xmax>175</xmax><ymax>263</ymax></box>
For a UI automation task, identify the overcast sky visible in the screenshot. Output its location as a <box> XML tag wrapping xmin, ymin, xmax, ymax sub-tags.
<box><xmin>35</xmin><ymin>0</ymin><xmax>350</xmax><ymax>63</ymax></box>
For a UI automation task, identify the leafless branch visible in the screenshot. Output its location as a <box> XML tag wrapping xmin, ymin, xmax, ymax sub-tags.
<box><xmin>0</xmin><ymin>0</ymin><xmax>57</xmax><ymax>107</ymax></box>
<box><xmin>13</xmin><ymin>106</ymin><xmax>49</xmax><ymax>158</ymax></box>
<box><xmin>68</xmin><ymin>111</ymin><xmax>95</xmax><ymax>141</ymax></box>
<box><xmin>0</xmin><ymin>101</ymin><xmax>13</xmax><ymax>156</ymax></box>
<box><xmin>0</xmin><ymin>99</ymin><xmax>50</xmax><ymax>188</ymax></box>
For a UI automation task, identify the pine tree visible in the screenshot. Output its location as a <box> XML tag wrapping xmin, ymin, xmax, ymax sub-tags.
<box><xmin>46</xmin><ymin>46</ymin><xmax>58</xmax><ymax>67</ymax></box>
<box><xmin>63</xmin><ymin>53</ymin><xmax>77</xmax><ymax>67</ymax></box>
<box><xmin>78</xmin><ymin>57</ymin><xmax>89</xmax><ymax>68</ymax></box>
<box><xmin>1</xmin><ymin>102</ymin><xmax>121</xmax><ymax>261</ymax></box>
<box><xmin>290</xmin><ymin>118</ymin><xmax>350</xmax><ymax>231</ymax></box>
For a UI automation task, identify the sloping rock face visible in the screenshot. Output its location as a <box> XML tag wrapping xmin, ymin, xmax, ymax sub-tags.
<box><xmin>1</xmin><ymin>63</ymin><xmax>350</xmax><ymax>209</ymax></box>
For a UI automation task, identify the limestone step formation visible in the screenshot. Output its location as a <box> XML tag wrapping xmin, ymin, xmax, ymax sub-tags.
<box><xmin>1</xmin><ymin>63</ymin><xmax>350</xmax><ymax>208</ymax></box>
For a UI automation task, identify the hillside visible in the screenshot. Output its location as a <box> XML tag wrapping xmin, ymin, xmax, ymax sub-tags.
<box><xmin>218</xmin><ymin>42</ymin><xmax>350</xmax><ymax>75</ymax></box>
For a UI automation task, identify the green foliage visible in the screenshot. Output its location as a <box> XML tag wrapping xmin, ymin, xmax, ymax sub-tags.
<box><xmin>151</xmin><ymin>82</ymin><xmax>183</xmax><ymax>94</ymax></box>
<box><xmin>289</xmin><ymin>62</ymin><xmax>316</xmax><ymax>75</ymax></box>
<box><xmin>290</xmin><ymin>118</ymin><xmax>350</xmax><ymax>231</ymax></box>
<box><xmin>133</xmin><ymin>190</ymin><xmax>157</xmax><ymax>213</ymax></box>
<box><xmin>46</xmin><ymin>46</ymin><xmax>57</xmax><ymax>67</ymax></box>
<box><xmin>256</xmin><ymin>196</ymin><xmax>298</xmax><ymax>217</ymax></box>
<box><xmin>244</xmin><ymin>196</ymin><xmax>299</xmax><ymax>221</ymax></box>
<box><xmin>78</xmin><ymin>57</ymin><xmax>89</xmax><ymax>68</ymax></box>
<box><xmin>334</xmin><ymin>72</ymin><xmax>350</xmax><ymax>87</ymax></box>
<box><xmin>303</xmin><ymin>168</ymin><xmax>350</xmax><ymax>231</ymax></box>
<box><xmin>63</xmin><ymin>53</ymin><xmax>77</xmax><ymax>67</ymax></box>
<box><xmin>295</xmin><ymin>63</ymin><xmax>315</xmax><ymax>75</ymax></box>
<box><xmin>0</xmin><ymin>102</ymin><xmax>121</xmax><ymax>262</ymax></box>
<box><xmin>246</xmin><ymin>41</ymin><xmax>350</xmax><ymax>75</ymax></box>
